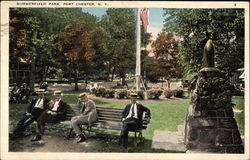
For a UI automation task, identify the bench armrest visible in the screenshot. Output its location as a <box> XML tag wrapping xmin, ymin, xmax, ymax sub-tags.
<box><xmin>142</xmin><ymin>111</ymin><xmax>150</xmax><ymax>124</ymax></box>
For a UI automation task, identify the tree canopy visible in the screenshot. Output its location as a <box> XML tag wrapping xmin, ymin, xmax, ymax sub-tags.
<box><xmin>9</xmin><ymin>8</ymin><xmax>152</xmax><ymax>89</ymax></box>
<box><xmin>163</xmin><ymin>9</ymin><xmax>244</xmax><ymax>78</ymax></box>
<box><xmin>148</xmin><ymin>32</ymin><xmax>182</xmax><ymax>84</ymax></box>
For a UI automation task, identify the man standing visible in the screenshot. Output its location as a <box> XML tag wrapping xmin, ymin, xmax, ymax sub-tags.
<box><xmin>31</xmin><ymin>90</ymin><xmax>69</xmax><ymax>141</ymax></box>
<box><xmin>71</xmin><ymin>93</ymin><xmax>97</xmax><ymax>143</ymax></box>
<box><xmin>10</xmin><ymin>89</ymin><xmax>50</xmax><ymax>139</ymax></box>
<box><xmin>118</xmin><ymin>92</ymin><xmax>151</xmax><ymax>148</ymax></box>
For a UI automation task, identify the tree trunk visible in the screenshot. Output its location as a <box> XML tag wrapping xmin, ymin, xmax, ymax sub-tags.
<box><xmin>29</xmin><ymin>48</ymin><xmax>36</xmax><ymax>93</ymax></box>
<box><xmin>121</xmin><ymin>72</ymin><xmax>126</xmax><ymax>86</ymax></box>
<box><xmin>74</xmin><ymin>71</ymin><xmax>78</xmax><ymax>91</ymax></box>
<box><xmin>111</xmin><ymin>68</ymin><xmax>115</xmax><ymax>82</ymax></box>
<box><xmin>161</xmin><ymin>77</ymin><xmax>164</xmax><ymax>88</ymax></box>
<box><xmin>106</xmin><ymin>65</ymin><xmax>111</xmax><ymax>82</ymax></box>
<box><xmin>167</xmin><ymin>79</ymin><xmax>171</xmax><ymax>89</ymax></box>
<box><xmin>43</xmin><ymin>66</ymin><xmax>50</xmax><ymax>82</ymax></box>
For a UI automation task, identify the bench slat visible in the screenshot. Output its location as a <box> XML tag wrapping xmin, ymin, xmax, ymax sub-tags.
<box><xmin>98</xmin><ymin>117</ymin><xmax>122</xmax><ymax>122</ymax></box>
<box><xmin>96</xmin><ymin>107</ymin><xmax>123</xmax><ymax>112</ymax></box>
<box><xmin>97</xmin><ymin>110</ymin><xmax>122</xmax><ymax>115</ymax></box>
<box><xmin>97</xmin><ymin>113</ymin><xmax>122</xmax><ymax>117</ymax></box>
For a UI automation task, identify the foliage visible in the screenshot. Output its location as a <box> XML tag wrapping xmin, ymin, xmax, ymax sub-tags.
<box><xmin>55</xmin><ymin>22</ymin><xmax>96</xmax><ymax>90</ymax></box>
<box><xmin>115</xmin><ymin>89</ymin><xmax>129</xmax><ymax>99</ymax></box>
<box><xmin>173</xmin><ymin>89</ymin><xmax>184</xmax><ymax>98</ymax></box>
<box><xmin>147</xmin><ymin>89</ymin><xmax>163</xmax><ymax>99</ymax></box>
<box><xmin>105</xmin><ymin>89</ymin><xmax>115</xmax><ymax>98</ymax></box>
<box><xmin>149</xmin><ymin>32</ymin><xmax>182</xmax><ymax>81</ymax></box>
<box><xmin>99</xmin><ymin>9</ymin><xmax>151</xmax><ymax>83</ymax></box>
<box><xmin>196</xmin><ymin>72</ymin><xmax>233</xmax><ymax>108</ymax></box>
<box><xmin>163</xmin><ymin>89</ymin><xmax>174</xmax><ymax>98</ymax></box>
<box><xmin>9</xmin><ymin>8</ymin><xmax>99</xmax><ymax>86</ymax></box>
<box><xmin>163</xmin><ymin>9</ymin><xmax>244</xmax><ymax>78</ymax></box>
<box><xmin>93</xmin><ymin>86</ymin><xmax>107</xmax><ymax>97</ymax></box>
<box><xmin>9</xmin><ymin>9</ymin><xmax>31</xmax><ymax>62</ymax></box>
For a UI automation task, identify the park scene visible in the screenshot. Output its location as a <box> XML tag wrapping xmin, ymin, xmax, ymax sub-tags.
<box><xmin>8</xmin><ymin>7</ymin><xmax>245</xmax><ymax>153</ymax></box>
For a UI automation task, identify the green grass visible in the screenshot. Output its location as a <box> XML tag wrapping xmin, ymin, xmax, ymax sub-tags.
<box><xmin>232</xmin><ymin>96</ymin><xmax>244</xmax><ymax>135</ymax></box>
<box><xmin>232</xmin><ymin>96</ymin><xmax>244</xmax><ymax>110</ymax></box>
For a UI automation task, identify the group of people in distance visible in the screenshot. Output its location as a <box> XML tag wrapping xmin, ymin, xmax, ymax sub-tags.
<box><xmin>9</xmin><ymin>83</ymin><xmax>31</xmax><ymax>104</ymax></box>
<box><xmin>10</xmin><ymin>89</ymin><xmax>151</xmax><ymax>148</ymax></box>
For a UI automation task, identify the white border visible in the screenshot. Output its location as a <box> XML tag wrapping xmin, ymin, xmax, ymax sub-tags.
<box><xmin>1</xmin><ymin>1</ymin><xmax>249</xmax><ymax>160</ymax></box>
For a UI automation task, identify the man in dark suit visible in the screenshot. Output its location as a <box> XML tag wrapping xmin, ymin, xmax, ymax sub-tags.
<box><xmin>10</xmin><ymin>89</ymin><xmax>50</xmax><ymax>139</ymax></box>
<box><xmin>118</xmin><ymin>92</ymin><xmax>151</xmax><ymax>148</ymax></box>
<box><xmin>31</xmin><ymin>90</ymin><xmax>69</xmax><ymax>141</ymax></box>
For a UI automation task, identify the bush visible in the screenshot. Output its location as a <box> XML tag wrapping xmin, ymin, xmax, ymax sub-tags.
<box><xmin>164</xmin><ymin>89</ymin><xmax>174</xmax><ymax>98</ymax></box>
<box><xmin>94</xmin><ymin>87</ymin><xmax>106</xmax><ymax>97</ymax></box>
<box><xmin>174</xmin><ymin>89</ymin><xmax>184</xmax><ymax>98</ymax></box>
<box><xmin>105</xmin><ymin>89</ymin><xmax>115</xmax><ymax>98</ymax></box>
<box><xmin>116</xmin><ymin>89</ymin><xmax>129</xmax><ymax>99</ymax></box>
<box><xmin>147</xmin><ymin>89</ymin><xmax>163</xmax><ymax>99</ymax></box>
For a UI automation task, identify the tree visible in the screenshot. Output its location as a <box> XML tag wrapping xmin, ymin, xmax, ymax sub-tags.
<box><xmin>163</xmin><ymin>9</ymin><xmax>244</xmax><ymax>78</ymax></box>
<box><xmin>9</xmin><ymin>8</ymin><xmax>99</xmax><ymax>90</ymax></box>
<box><xmin>99</xmin><ymin>8</ymin><xmax>151</xmax><ymax>84</ymax></box>
<box><xmin>55</xmin><ymin>22</ymin><xmax>96</xmax><ymax>90</ymax></box>
<box><xmin>150</xmin><ymin>32</ymin><xmax>182</xmax><ymax>87</ymax></box>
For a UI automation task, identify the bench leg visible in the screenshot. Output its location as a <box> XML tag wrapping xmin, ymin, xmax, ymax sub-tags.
<box><xmin>66</xmin><ymin>128</ymin><xmax>73</xmax><ymax>140</ymax></box>
<box><xmin>87</xmin><ymin>126</ymin><xmax>92</xmax><ymax>136</ymax></box>
<box><xmin>134</xmin><ymin>132</ymin><xmax>138</xmax><ymax>147</ymax></box>
<box><xmin>138</xmin><ymin>131</ymin><xmax>145</xmax><ymax>143</ymax></box>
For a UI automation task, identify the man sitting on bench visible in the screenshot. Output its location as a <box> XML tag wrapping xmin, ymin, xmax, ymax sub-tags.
<box><xmin>31</xmin><ymin>90</ymin><xmax>68</xmax><ymax>141</ymax></box>
<box><xmin>71</xmin><ymin>93</ymin><xmax>97</xmax><ymax>143</ymax></box>
<box><xmin>118</xmin><ymin>92</ymin><xmax>151</xmax><ymax>148</ymax></box>
<box><xmin>10</xmin><ymin>89</ymin><xmax>50</xmax><ymax>139</ymax></box>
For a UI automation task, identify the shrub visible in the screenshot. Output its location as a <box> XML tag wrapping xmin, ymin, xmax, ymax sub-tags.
<box><xmin>164</xmin><ymin>89</ymin><xmax>174</xmax><ymax>98</ymax></box>
<box><xmin>147</xmin><ymin>89</ymin><xmax>163</xmax><ymax>99</ymax></box>
<box><xmin>94</xmin><ymin>87</ymin><xmax>106</xmax><ymax>97</ymax></box>
<box><xmin>105</xmin><ymin>89</ymin><xmax>115</xmax><ymax>98</ymax></box>
<box><xmin>116</xmin><ymin>89</ymin><xmax>129</xmax><ymax>99</ymax></box>
<box><xmin>174</xmin><ymin>89</ymin><xmax>184</xmax><ymax>98</ymax></box>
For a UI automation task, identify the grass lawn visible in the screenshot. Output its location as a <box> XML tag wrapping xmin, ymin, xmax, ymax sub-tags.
<box><xmin>232</xmin><ymin>96</ymin><xmax>245</xmax><ymax>135</ymax></box>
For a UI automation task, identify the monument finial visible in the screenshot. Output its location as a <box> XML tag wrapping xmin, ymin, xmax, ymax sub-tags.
<box><xmin>202</xmin><ymin>39</ymin><xmax>215</xmax><ymax>67</ymax></box>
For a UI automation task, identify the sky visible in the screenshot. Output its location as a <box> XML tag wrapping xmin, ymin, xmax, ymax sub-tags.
<box><xmin>81</xmin><ymin>8</ymin><xmax>165</xmax><ymax>40</ymax></box>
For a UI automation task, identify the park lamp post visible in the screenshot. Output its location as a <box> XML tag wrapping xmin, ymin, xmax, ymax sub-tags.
<box><xmin>135</xmin><ymin>8</ymin><xmax>141</xmax><ymax>91</ymax></box>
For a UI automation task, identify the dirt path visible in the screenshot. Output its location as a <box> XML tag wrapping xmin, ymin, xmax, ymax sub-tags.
<box><xmin>20</xmin><ymin>134</ymin><xmax>102</xmax><ymax>152</ymax></box>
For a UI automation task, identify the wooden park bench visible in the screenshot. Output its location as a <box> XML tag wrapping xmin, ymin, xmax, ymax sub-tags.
<box><xmin>61</xmin><ymin>105</ymin><xmax>150</xmax><ymax>144</ymax></box>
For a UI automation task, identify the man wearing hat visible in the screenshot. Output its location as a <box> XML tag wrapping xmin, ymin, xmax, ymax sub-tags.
<box><xmin>118</xmin><ymin>92</ymin><xmax>151</xmax><ymax>148</ymax></box>
<box><xmin>31</xmin><ymin>90</ymin><xmax>69</xmax><ymax>141</ymax></box>
<box><xmin>10</xmin><ymin>89</ymin><xmax>50</xmax><ymax>139</ymax></box>
<box><xmin>70</xmin><ymin>92</ymin><xmax>97</xmax><ymax>143</ymax></box>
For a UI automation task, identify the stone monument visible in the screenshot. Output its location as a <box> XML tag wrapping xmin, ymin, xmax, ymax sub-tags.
<box><xmin>184</xmin><ymin>40</ymin><xmax>244</xmax><ymax>153</ymax></box>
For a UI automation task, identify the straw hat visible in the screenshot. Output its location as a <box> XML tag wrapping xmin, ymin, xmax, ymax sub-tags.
<box><xmin>54</xmin><ymin>90</ymin><xmax>62</xmax><ymax>95</ymax></box>
<box><xmin>36</xmin><ymin>89</ymin><xmax>46</xmax><ymax>94</ymax></box>
<box><xmin>130</xmin><ymin>92</ymin><xmax>138</xmax><ymax>98</ymax></box>
<box><xmin>79</xmin><ymin>92</ymin><xmax>87</xmax><ymax>98</ymax></box>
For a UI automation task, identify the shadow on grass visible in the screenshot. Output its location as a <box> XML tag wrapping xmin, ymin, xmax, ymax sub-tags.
<box><xmin>87</xmin><ymin>129</ymin><xmax>171</xmax><ymax>153</ymax></box>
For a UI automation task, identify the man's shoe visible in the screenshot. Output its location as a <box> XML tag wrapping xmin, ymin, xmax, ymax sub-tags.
<box><xmin>10</xmin><ymin>132</ymin><xmax>25</xmax><ymax>140</ymax></box>
<box><xmin>76</xmin><ymin>134</ymin><xmax>86</xmax><ymax>143</ymax></box>
<box><xmin>31</xmin><ymin>135</ymin><xmax>41</xmax><ymax>142</ymax></box>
